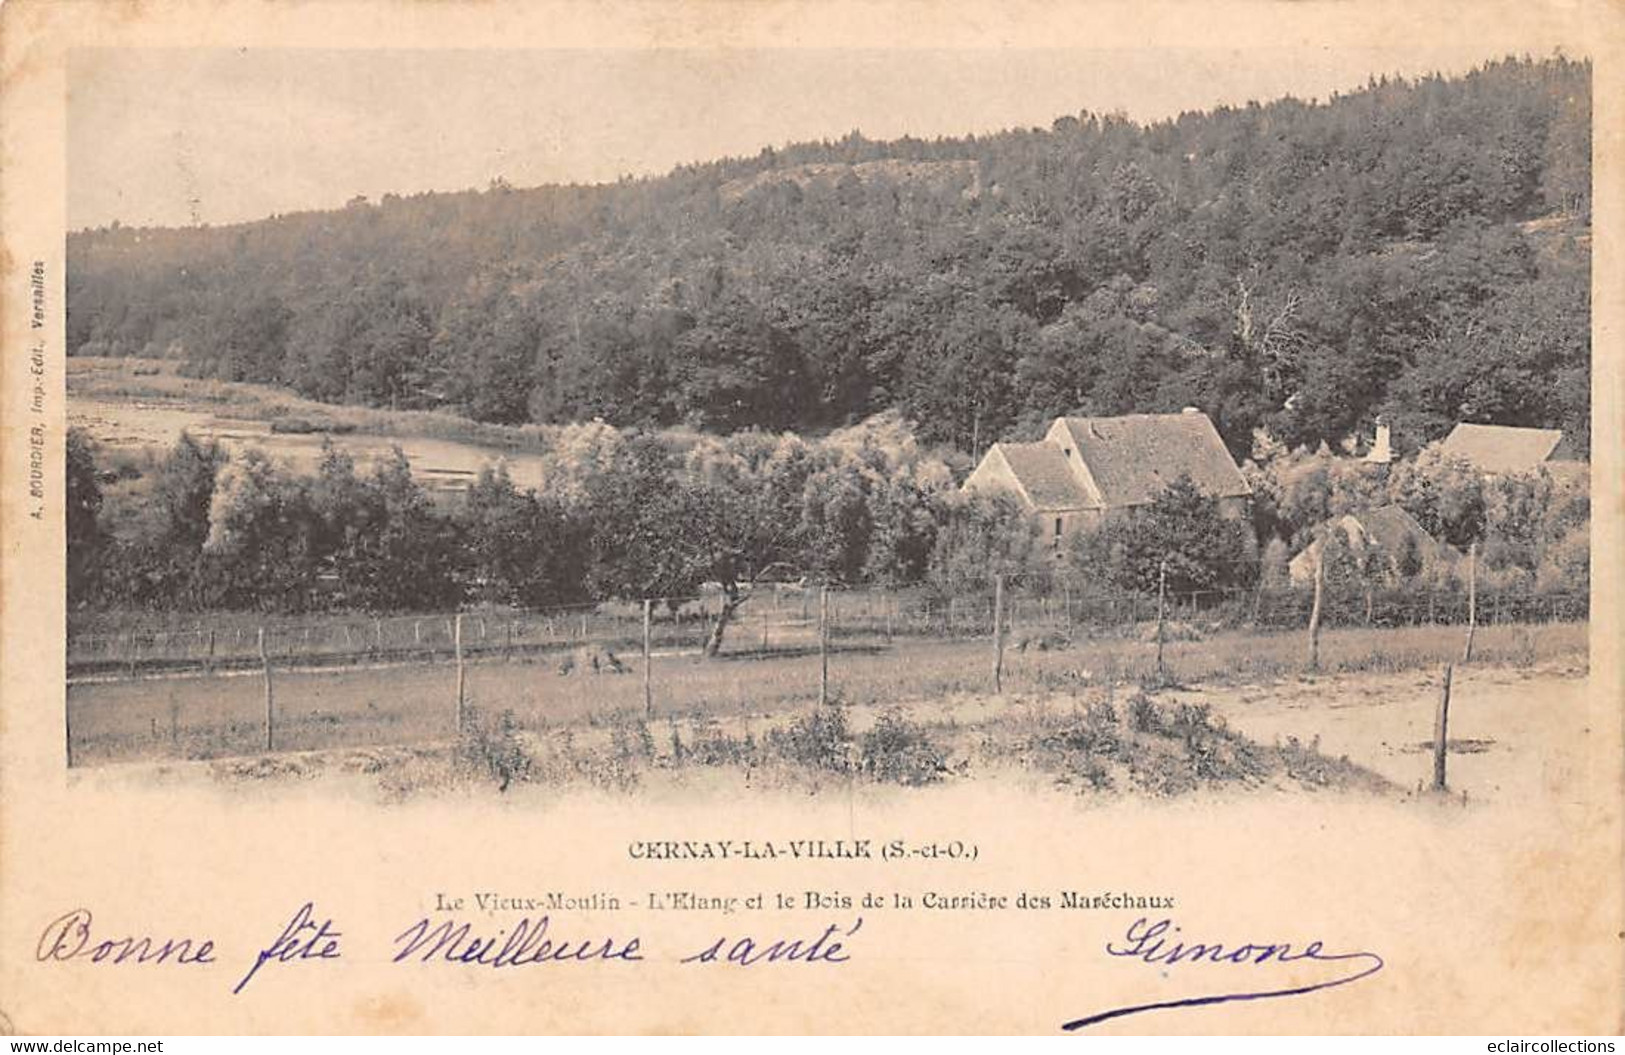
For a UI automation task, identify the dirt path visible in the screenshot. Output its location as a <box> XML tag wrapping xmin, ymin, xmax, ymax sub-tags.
<box><xmin>1167</xmin><ymin>660</ymin><xmax>1593</xmax><ymax>803</ymax></box>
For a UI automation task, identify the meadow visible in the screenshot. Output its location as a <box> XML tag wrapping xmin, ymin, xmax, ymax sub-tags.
<box><xmin>66</xmin><ymin>617</ymin><xmax>1588</xmax><ymax>769</ymax></box>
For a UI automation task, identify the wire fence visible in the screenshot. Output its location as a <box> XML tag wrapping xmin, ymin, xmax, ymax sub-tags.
<box><xmin>66</xmin><ymin>581</ymin><xmax>1588</xmax><ymax>680</ymax></box>
<box><xmin>62</xmin><ymin>579</ymin><xmax>1589</xmax><ymax>768</ymax></box>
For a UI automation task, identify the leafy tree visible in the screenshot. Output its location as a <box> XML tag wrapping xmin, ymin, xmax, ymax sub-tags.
<box><xmin>861</xmin><ymin>468</ymin><xmax>941</xmax><ymax>586</ymax></box>
<box><xmin>148</xmin><ymin>431</ymin><xmax>225</xmax><ymax>550</ymax></box>
<box><xmin>460</xmin><ymin>462</ymin><xmax>589</xmax><ymax>607</ymax></box>
<box><xmin>345</xmin><ymin>449</ymin><xmax>465</xmax><ymax>611</ymax></box>
<box><xmin>926</xmin><ymin>492</ymin><xmax>1046</xmax><ymax>598</ymax></box>
<box><xmin>1258</xmin><ymin>449</ymin><xmax>1387</xmax><ymax>548</ymax></box>
<box><xmin>1068</xmin><ymin>474</ymin><xmax>1258</xmax><ymax>595</ymax></box>
<box><xmin>66</xmin><ymin>429</ymin><xmax>106</xmax><ymax>607</ymax></box>
<box><xmin>97</xmin><ymin>432</ymin><xmax>225</xmax><ymax>610</ymax></box>
<box><xmin>1386</xmin><ymin>446</ymin><xmax>1486</xmax><ymax>548</ymax></box>
<box><xmin>202</xmin><ymin>449</ymin><xmax>321</xmax><ymax>610</ymax></box>
<box><xmin>800</xmin><ymin>459</ymin><xmax>874</xmax><ymax>586</ymax></box>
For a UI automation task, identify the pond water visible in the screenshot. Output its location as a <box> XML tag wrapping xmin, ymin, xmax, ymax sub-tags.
<box><xmin>68</xmin><ymin>397</ymin><xmax>548</xmax><ymax>493</ymax></box>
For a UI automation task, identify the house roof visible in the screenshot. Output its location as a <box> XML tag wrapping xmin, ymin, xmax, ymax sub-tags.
<box><xmin>1054</xmin><ymin>413</ymin><xmax>1252</xmax><ymax>507</ymax></box>
<box><xmin>1344</xmin><ymin>505</ymin><xmax>1447</xmax><ymax>558</ymax></box>
<box><xmin>994</xmin><ymin>443</ymin><xmax>1096</xmax><ymax>511</ymax></box>
<box><xmin>1290</xmin><ymin>504</ymin><xmax>1458</xmax><ymax>572</ymax></box>
<box><xmin>1439</xmin><ymin>423</ymin><xmax>1570</xmax><ymax>474</ymax></box>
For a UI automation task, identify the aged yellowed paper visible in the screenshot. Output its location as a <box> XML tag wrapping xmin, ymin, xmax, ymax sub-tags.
<box><xmin>2</xmin><ymin>0</ymin><xmax>1622</xmax><ymax>1035</ymax></box>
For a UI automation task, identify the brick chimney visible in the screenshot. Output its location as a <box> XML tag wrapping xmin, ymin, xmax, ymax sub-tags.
<box><xmin>1365</xmin><ymin>417</ymin><xmax>1393</xmax><ymax>464</ymax></box>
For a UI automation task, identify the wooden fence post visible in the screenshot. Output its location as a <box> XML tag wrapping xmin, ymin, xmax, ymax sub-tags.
<box><xmin>454</xmin><ymin>613</ymin><xmax>466</xmax><ymax>732</ymax></box>
<box><xmin>1307</xmin><ymin>553</ymin><xmax>1325</xmax><ymax>673</ymax></box>
<box><xmin>819</xmin><ymin>586</ymin><xmax>830</xmax><ymax>706</ymax></box>
<box><xmin>205</xmin><ymin>628</ymin><xmax>216</xmax><ymax>674</ymax></box>
<box><xmin>992</xmin><ymin>574</ymin><xmax>1006</xmax><ymax>693</ymax></box>
<box><xmin>505</xmin><ymin>619</ymin><xmax>514</xmax><ymax>662</ymax></box>
<box><xmin>1433</xmin><ymin>664</ymin><xmax>1454</xmax><ymax>791</ymax></box>
<box><xmin>643</xmin><ymin>599</ymin><xmax>654</xmax><ymax>719</ymax></box>
<box><xmin>259</xmin><ymin>627</ymin><xmax>274</xmax><ymax>752</ymax></box>
<box><xmin>1155</xmin><ymin>560</ymin><xmax>1168</xmax><ymax>683</ymax></box>
<box><xmin>1462</xmin><ymin>541</ymin><xmax>1478</xmax><ymax>663</ymax></box>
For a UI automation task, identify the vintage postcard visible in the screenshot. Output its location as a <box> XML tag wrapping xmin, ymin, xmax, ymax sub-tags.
<box><xmin>2</xmin><ymin>0</ymin><xmax>1621</xmax><ymax>1035</ymax></box>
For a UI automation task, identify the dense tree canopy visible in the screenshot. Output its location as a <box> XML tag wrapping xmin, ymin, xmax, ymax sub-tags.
<box><xmin>69</xmin><ymin>58</ymin><xmax>1590</xmax><ymax>458</ymax></box>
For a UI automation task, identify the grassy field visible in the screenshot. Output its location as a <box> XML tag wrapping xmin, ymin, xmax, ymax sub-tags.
<box><xmin>66</xmin><ymin>619</ymin><xmax>1588</xmax><ymax>768</ymax></box>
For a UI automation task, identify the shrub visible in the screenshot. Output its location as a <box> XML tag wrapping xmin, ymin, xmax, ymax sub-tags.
<box><xmin>769</xmin><ymin>706</ymin><xmax>853</xmax><ymax>773</ymax></box>
<box><xmin>1127</xmin><ymin>692</ymin><xmax>1159</xmax><ymax>734</ymax></box>
<box><xmin>1535</xmin><ymin>523</ymin><xmax>1589</xmax><ymax>594</ymax></box>
<box><xmin>610</xmin><ymin>716</ymin><xmax>656</xmax><ymax>767</ymax></box>
<box><xmin>860</xmin><ymin>710</ymin><xmax>947</xmax><ymax>786</ymax></box>
<box><xmin>456</xmin><ymin>707</ymin><xmax>533</xmax><ymax>792</ymax></box>
<box><xmin>1041</xmin><ymin>698</ymin><xmax>1124</xmax><ymax>761</ymax></box>
<box><xmin>681</xmin><ymin>720</ymin><xmax>757</xmax><ymax>768</ymax></box>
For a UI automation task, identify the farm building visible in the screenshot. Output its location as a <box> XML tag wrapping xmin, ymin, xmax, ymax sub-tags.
<box><xmin>1437</xmin><ymin>423</ymin><xmax>1583</xmax><ymax>476</ymax></box>
<box><xmin>1288</xmin><ymin>504</ymin><xmax>1458</xmax><ymax>584</ymax></box>
<box><xmin>962</xmin><ymin>410</ymin><xmax>1252</xmax><ymax>549</ymax></box>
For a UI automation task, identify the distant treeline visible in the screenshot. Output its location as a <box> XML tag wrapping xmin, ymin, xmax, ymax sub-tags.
<box><xmin>69</xmin><ymin>413</ymin><xmax>1589</xmax><ymax>624</ymax></box>
<box><xmin>68</xmin><ymin>57</ymin><xmax>1591</xmax><ymax>458</ymax></box>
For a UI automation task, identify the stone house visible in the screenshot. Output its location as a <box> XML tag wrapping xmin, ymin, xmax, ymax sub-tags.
<box><xmin>961</xmin><ymin>410</ymin><xmax>1252</xmax><ymax>550</ymax></box>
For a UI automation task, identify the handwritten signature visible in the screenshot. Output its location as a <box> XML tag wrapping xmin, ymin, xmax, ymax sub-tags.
<box><xmin>1062</xmin><ymin>917</ymin><xmax>1385</xmax><ymax>1031</ymax></box>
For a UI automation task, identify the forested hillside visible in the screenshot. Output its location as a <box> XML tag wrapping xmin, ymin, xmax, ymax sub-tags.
<box><xmin>67</xmin><ymin>57</ymin><xmax>1591</xmax><ymax>457</ymax></box>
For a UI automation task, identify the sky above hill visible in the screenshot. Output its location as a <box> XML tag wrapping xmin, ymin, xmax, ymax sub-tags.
<box><xmin>68</xmin><ymin>41</ymin><xmax>1581</xmax><ymax>231</ymax></box>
